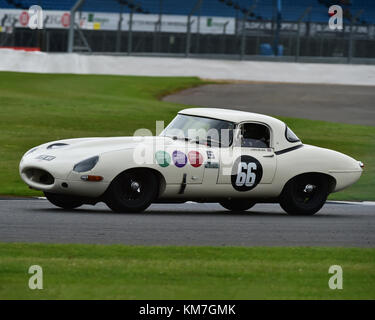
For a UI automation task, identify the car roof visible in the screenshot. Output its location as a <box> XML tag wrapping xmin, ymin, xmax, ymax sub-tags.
<box><xmin>178</xmin><ymin>108</ymin><xmax>299</xmax><ymax>152</ymax></box>
<box><xmin>179</xmin><ymin>108</ymin><xmax>285</xmax><ymax>127</ymax></box>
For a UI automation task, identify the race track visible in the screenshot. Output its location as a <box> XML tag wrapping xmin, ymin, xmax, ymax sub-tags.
<box><xmin>0</xmin><ymin>199</ymin><xmax>374</xmax><ymax>247</ymax></box>
<box><xmin>164</xmin><ymin>82</ymin><xmax>375</xmax><ymax>126</ymax></box>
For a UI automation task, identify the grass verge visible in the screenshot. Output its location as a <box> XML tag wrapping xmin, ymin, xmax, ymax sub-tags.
<box><xmin>0</xmin><ymin>243</ymin><xmax>374</xmax><ymax>299</ymax></box>
<box><xmin>0</xmin><ymin>72</ymin><xmax>373</xmax><ymax>200</ymax></box>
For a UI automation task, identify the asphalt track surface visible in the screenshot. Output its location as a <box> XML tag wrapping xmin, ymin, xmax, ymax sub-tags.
<box><xmin>164</xmin><ymin>82</ymin><xmax>375</xmax><ymax>126</ymax></box>
<box><xmin>0</xmin><ymin>199</ymin><xmax>374</xmax><ymax>247</ymax></box>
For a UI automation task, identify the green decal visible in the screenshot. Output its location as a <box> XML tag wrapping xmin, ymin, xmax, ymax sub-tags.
<box><xmin>155</xmin><ymin>151</ymin><xmax>171</xmax><ymax>168</ymax></box>
<box><xmin>207</xmin><ymin>18</ymin><xmax>212</xmax><ymax>27</ymax></box>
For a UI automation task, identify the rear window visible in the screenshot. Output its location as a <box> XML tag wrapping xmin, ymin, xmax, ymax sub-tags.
<box><xmin>285</xmin><ymin>126</ymin><xmax>300</xmax><ymax>143</ymax></box>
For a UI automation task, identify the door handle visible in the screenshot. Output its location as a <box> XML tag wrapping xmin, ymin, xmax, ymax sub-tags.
<box><xmin>263</xmin><ymin>154</ymin><xmax>275</xmax><ymax>158</ymax></box>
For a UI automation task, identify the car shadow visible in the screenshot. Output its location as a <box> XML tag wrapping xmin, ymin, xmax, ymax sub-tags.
<box><xmin>28</xmin><ymin>207</ymin><xmax>348</xmax><ymax>218</ymax></box>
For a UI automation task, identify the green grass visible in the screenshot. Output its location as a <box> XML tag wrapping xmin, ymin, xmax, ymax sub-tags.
<box><xmin>0</xmin><ymin>243</ymin><xmax>374</xmax><ymax>299</ymax></box>
<box><xmin>0</xmin><ymin>72</ymin><xmax>374</xmax><ymax>200</ymax></box>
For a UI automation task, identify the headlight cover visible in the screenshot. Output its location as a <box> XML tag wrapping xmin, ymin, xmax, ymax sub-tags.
<box><xmin>25</xmin><ymin>147</ymin><xmax>38</xmax><ymax>156</ymax></box>
<box><xmin>73</xmin><ymin>156</ymin><xmax>99</xmax><ymax>173</ymax></box>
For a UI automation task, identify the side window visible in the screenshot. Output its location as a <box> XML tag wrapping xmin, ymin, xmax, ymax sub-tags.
<box><xmin>285</xmin><ymin>126</ymin><xmax>300</xmax><ymax>143</ymax></box>
<box><xmin>240</xmin><ymin>123</ymin><xmax>270</xmax><ymax>148</ymax></box>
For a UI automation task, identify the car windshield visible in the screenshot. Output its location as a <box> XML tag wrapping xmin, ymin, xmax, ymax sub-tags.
<box><xmin>161</xmin><ymin>114</ymin><xmax>235</xmax><ymax>147</ymax></box>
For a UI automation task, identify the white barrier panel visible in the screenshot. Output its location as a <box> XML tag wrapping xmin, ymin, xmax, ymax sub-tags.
<box><xmin>0</xmin><ymin>49</ymin><xmax>374</xmax><ymax>86</ymax></box>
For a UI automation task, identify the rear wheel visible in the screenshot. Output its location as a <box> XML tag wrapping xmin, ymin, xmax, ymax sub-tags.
<box><xmin>220</xmin><ymin>199</ymin><xmax>256</xmax><ymax>212</ymax></box>
<box><xmin>279</xmin><ymin>174</ymin><xmax>329</xmax><ymax>216</ymax></box>
<box><xmin>44</xmin><ymin>192</ymin><xmax>83</xmax><ymax>210</ymax></box>
<box><xmin>105</xmin><ymin>169</ymin><xmax>158</xmax><ymax>213</ymax></box>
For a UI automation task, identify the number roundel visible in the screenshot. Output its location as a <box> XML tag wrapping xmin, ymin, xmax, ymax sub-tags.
<box><xmin>188</xmin><ymin>151</ymin><xmax>203</xmax><ymax>168</ymax></box>
<box><xmin>231</xmin><ymin>156</ymin><xmax>263</xmax><ymax>191</ymax></box>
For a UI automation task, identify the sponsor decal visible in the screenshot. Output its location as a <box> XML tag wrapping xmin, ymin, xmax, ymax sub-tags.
<box><xmin>188</xmin><ymin>151</ymin><xmax>203</xmax><ymax>168</ymax></box>
<box><xmin>0</xmin><ymin>9</ymin><xmax>235</xmax><ymax>33</ymax></box>
<box><xmin>231</xmin><ymin>155</ymin><xmax>263</xmax><ymax>191</ymax></box>
<box><xmin>172</xmin><ymin>150</ymin><xmax>187</xmax><ymax>168</ymax></box>
<box><xmin>19</xmin><ymin>11</ymin><xmax>29</xmax><ymax>27</ymax></box>
<box><xmin>61</xmin><ymin>12</ymin><xmax>70</xmax><ymax>27</ymax></box>
<box><xmin>205</xmin><ymin>162</ymin><xmax>219</xmax><ymax>169</ymax></box>
<box><xmin>155</xmin><ymin>151</ymin><xmax>171</xmax><ymax>168</ymax></box>
<box><xmin>206</xmin><ymin>150</ymin><xmax>215</xmax><ymax>159</ymax></box>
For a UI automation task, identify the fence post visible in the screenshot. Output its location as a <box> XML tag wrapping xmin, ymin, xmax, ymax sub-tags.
<box><xmin>196</xmin><ymin>5</ymin><xmax>201</xmax><ymax>53</ymax></box>
<box><xmin>116</xmin><ymin>4</ymin><xmax>123</xmax><ymax>52</ymax></box>
<box><xmin>273</xmin><ymin>0</ymin><xmax>282</xmax><ymax>56</ymax></box>
<box><xmin>348</xmin><ymin>10</ymin><xmax>363</xmax><ymax>63</ymax></box>
<box><xmin>295</xmin><ymin>7</ymin><xmax>311</xmax><ymax>62</ymax></box>
<box><xmin>67</xmin><ymin>0</ymin><xmax>85</xmax><ymax>53</ymax></box>
<box><xmin>128</xmin><ymin>8</ymin><xmax>133</xmax><ymax>55</ymax></box>
<box><xmin>240</xmin><ymin>14</ymin><xmax>246</xmax><ymax>60</ymax></box>
<box><xmin>186</xmin><ymin>15</ymin><xmax>192</xmax><ymax>57</ymax></box>
<box><xmin>153</xmin><ymin>0</ymin><xmax>163</xmax><ymax>52</ymax></box>
<box><xmin>158</xmin><ymin>0</ymin><xmax>163</xmax><ymax>52</ymax></box>
<box><xmin>221</xmin><ymin>21</ymin><xmax>229</xmax><ymax>53</ymax></box>
<box><xmin>185</xmin><ymin>0</ymin><xmax>202</xmax><ymax>57</ymax></box>
<box><xmin>348</xmin><ymin>21</ymin><xmax>353</xmax><ymax>63</ymax></box>
<box><xmin>240</xmin><ymin>3</ymin><xmax>257</xmax><ymax>60</ymax></box>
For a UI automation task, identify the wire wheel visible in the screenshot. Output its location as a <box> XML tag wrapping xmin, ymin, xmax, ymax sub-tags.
<box><xmin>106</xmin><ymin>170</ymin><xmax>158</xmax><ymax>213</ymax></box>
<box><xmin>280</xmin><ymin>175</ymin><xmax>329</xmax><ymax>216</ymax></box>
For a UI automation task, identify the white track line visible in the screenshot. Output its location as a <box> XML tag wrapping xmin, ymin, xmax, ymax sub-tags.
<box><xmin>327</xmin><ymin>200</ymin><xmax>375</xmax><ymax>206</ymax></box>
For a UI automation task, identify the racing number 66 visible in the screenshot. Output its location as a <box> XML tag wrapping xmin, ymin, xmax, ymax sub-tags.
<box><xmin>235</xmin><ymin>162</ymin><xmax>257</xmax><ymax>187</ymax></box>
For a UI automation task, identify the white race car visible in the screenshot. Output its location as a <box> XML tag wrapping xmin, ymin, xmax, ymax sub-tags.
<box><xmin>19</xmin><ymin>108</ymin><xmax>363</xmax><ymax>215</ymax></box>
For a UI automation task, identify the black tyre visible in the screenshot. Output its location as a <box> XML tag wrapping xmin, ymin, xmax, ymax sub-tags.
<box><xmin>44</xmin><ymin>192</ymin><xmax>83</xmax><ymax>210</ymax></box>
<box><xmin>219</xmin><ymin>199</ymin><xmax>256</xmax><ymax>212</ymax></box>
<box><xmin>105</xmin><ymin>169</ymin><xmax>158</xmax><ymax>213</ymax></box>
<box><xmin>279</xmin><ymin>174</ymin><xmax>329</xmax><ymax>216</ymax></box>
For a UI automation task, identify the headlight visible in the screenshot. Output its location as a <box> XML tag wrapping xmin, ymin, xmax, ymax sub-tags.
<box><xmin>73</xmin><ymin>156</ymin><xmax>99</xmax><ymax>172</ymax></box>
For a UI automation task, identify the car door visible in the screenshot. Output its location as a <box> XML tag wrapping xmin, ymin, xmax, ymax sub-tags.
<box><xmin>217</xmin><ymin>122</ymin><xmax>276</xmax><ymax>191</ymax></box>
<box><xmin>159</xmin><ymin>144</ymin><xmax>206</xmax><ymax>185</ymax></box>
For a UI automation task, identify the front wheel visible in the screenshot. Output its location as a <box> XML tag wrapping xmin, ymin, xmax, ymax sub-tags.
<box><xmin>105</xmin><ymin>170</ymin><xmax>158</xmax><ymax>213</ymax></box>
<box><xmin>279</xmin><ymin>175</ymin><xmax>329</xmax><ymax>216</ymax></box>
<box><xmin>44</xmin><ymin>192</ymin><xmax>83</xmax><ymax>210</ymax></box>
<box><xmin>219</xmin><ymin>199</ymin><xmax>256</xmax><ymax>212</ymax></box>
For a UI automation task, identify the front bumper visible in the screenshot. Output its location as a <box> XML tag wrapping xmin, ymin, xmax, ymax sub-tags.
<box><xmin>19</xmin><ymin>157</ymin><xmax>109</xmax><ymax>198</ymax></box>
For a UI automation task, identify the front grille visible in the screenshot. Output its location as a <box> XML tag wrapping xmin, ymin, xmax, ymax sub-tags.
<box><xmin>23</xmin><ymin>168</ymin><xmax>55</xmax><ymax>185</ymax></box>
